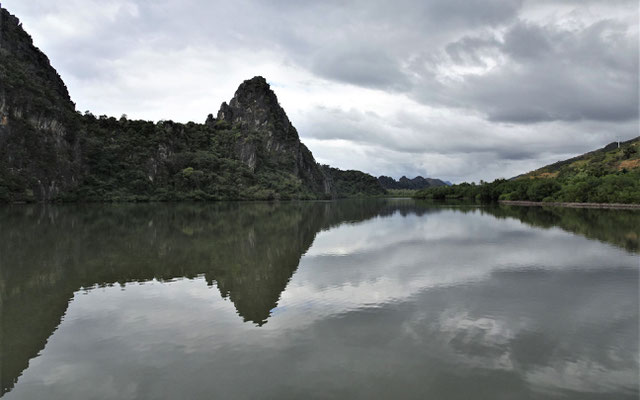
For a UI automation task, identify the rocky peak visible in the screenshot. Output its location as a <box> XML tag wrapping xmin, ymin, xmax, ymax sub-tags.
<box><xmin>216</xmin><ymin>76</ymin><xmax>299</xmax><ymax>143</ymax></box>
<box><xmin>216</xmin><ymin>101</ymin><xmax>233</xmax><ymax>121</ymax></box>
<box><xmin>211</xmin><ymin>76</ymin><xmax>331</xmax><ymax>195</ymax></box>
<box><xmin>0</xmin><ymin>8</ymin><xmax>73</xmax><ymax>107</ymax></box>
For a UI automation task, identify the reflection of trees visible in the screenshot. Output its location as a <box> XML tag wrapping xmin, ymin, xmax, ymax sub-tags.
<box><xmin>480</xmin><ymin>205</ymin><xmax>640</xmax><ymax>253</ymax></box>
<box><xmin>0</xmin><ymin>199</ymin><xmax>432</xmax><ymax>393</ymax></box>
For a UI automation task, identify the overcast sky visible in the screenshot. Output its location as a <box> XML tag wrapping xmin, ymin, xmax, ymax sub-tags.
<box><xmin>4</xmin><ymin>0</ymin><xmax>638</xmax><ymax>182</ymax></box>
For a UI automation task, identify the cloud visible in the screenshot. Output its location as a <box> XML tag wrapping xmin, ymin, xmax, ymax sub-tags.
<box><xmin>310</xmin><ymin>44</ymin><xmax>411</xmax><ymax>91</ymax></box>
<box><xmin>2</xmin><ymin>0</ymin><xmax>637</xmax><ymax>181</ymax></box>
<box><xmin>445</xmin><ymin>19</ymin><xmax>639</xmax><ymax>123</ymax></box>
<box><xmin>297</xmin><ymin>103</ymin><xmax>638</xmax><ymax>181</ymax></box>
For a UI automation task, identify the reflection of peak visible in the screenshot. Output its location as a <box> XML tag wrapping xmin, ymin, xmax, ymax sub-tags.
<box><xmin>2</xmin><ymin>200</ymin><xmax>637</xmax><ymax>395</ymax></box>
<box><xmin>206</xmin><ymin>204</ymin><xmax>325</xmax><ymax>325</ymax></box>
<box><xmin>0</xmin><ymin>200</ymin><xmax>412</xmax><ymax>393</ymax></box>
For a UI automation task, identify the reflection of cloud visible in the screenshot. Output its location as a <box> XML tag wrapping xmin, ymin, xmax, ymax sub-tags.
<box><xmin>7</xmin><ymin>208</ymin><xmax>638</xmax><ymax>399</ymax></box>
<box><xmin>434</xmin><ymin>311</ymin><xmax>517</xmax><ymax>370</ymax></box>
<box><xmin>274</xmin><ymin>210</ymin><xmax>635</xmax><ymax>330</ymax></box>
<box><xmin>527</xmin><ymin>359</ymin><xmax>640</xmax><ymax>395</ymax></box>
<box><xmin>439</xmin><ymin>311</ymin><xmax>515</xmax><ymax>347</ymax></box>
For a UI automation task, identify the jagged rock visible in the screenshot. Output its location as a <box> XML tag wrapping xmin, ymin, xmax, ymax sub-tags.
<box><xmin>216</xmin><ymin>76</ymin><xmax>331</xmax><ymax>195</ymax></box>
<box><xmin>216</xmin><ymin>102</ymin><xmax>234</xmax><ymax>122</ymax></box>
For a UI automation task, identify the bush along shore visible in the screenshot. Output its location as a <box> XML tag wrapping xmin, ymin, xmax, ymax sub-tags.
<box><xmin>499</xmin><ymin>201</ymin><xmax>640</xmax><ymax>209</ymax></box>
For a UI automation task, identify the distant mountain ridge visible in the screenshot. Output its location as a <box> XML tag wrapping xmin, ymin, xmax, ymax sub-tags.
<box><xmin>378</xmin><ymin>175</ymin><xmax>448</xmax><ymax>190</ymax></box>
<box><xmin>0</xmin><ymin>7</ymin><xmax>385</xmax><ymax>202</ymax></box>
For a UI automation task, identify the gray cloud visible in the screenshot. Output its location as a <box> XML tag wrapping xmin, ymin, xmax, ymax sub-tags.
<box><xmin>310</xmin><ymin>45</ymin><xmax>411</xmax><ymax>91</ymax></box>
<box><xmin>297</xmin><ymin>103</ymin><xmax>638</xmax><ymax>181</ymax></box>
<box><xmin>3</xmin><ymin>0</ymin><xmax>638</xmax><ymax>181</ymax></box>
<box><xmin>451</xmin><ymin>19</ymin><xmax>639</xmax><ymax>123</ymax></box>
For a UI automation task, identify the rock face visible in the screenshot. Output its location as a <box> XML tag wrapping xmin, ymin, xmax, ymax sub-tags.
<box><xmin>378</xmin><ymin>175</ymin><xmax>448</xmax><ymax>190</ymax></box>
<box><xmin>0</xmin><ymin>7</ymin><xmax>83</xmax><ymax>201</ymax></box>
<box><xmin>214</xmin><ymin>76</ymin><xmax>330</xmax><ymax>195</ymax></box>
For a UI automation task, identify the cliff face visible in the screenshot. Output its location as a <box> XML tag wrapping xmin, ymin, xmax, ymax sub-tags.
<box><xmin>0</xmin><ymin>6</ymin><xmax>385</xmax><ymax>202</ymax></box>
<box><xmin>214</xmin><ymin>77</ymin><xmax>331</xmax><ymax>196</ymax></box>
<box><xmin>0</xmin><ymin>8</ymin><xmax>83</xmax><ymax>201</ymax></box>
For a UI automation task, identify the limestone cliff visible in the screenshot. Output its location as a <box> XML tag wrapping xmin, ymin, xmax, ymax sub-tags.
<box><xmin>213</xmin><ymin>77</ymin><xmax>331</xmax><ymax>196</ymax></box>
<box><xmin>0</xmin><ymin>7</ymin><xmax>83</xmax><ymax>201</ymax></box>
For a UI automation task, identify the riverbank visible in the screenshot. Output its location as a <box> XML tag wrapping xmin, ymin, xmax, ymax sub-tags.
<box><xmin>499</xmin><ymin>200</ymin><xmax>640</xmax><ymax>209</ymax></box>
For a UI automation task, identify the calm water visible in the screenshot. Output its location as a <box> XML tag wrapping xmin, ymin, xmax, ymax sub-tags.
<box><xmin>1</xmin><ymin>199</ymin><xmax>638</xmax><ymax>399</ymax></box>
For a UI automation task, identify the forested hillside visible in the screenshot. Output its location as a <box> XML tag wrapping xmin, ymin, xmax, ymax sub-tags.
<box><xmin>378</xmin><ymin>175</ymin><xmax>447</xmax><ymax>190</ymax></box>
<box><xmin>415</xmin><ymin>138</ymin><xmax>640</xmax><ymax>204</ymax></box>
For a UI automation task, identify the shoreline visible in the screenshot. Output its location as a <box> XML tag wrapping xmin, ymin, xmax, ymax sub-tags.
<box><xmin>499</xmin><ymin>200</ymin><xmax>640</xmax><ymax>210</ymax></box>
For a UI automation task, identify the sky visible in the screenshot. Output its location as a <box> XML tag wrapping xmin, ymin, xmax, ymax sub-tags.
<box><xmin>3</xmin><ymin>0</ymin><xmax>638</xmax><ymax>182</ymax></box>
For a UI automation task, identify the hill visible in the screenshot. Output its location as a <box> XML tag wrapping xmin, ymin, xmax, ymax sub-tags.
<box><xmin>0</xmin><ymin>7</ymin><xmax>384</xmax><ymax>202</ymax></box>
<box><xmin>325</xmin><ymin>167</ymin><xmax>387</xmax><ymax>197</ymax></box>
<box><xmin>378</xmin><ymin>175</ymin><xmax>448</xmax><ymax>190</ymax></box>
<box><xmin>415</xmin><ymin>138</ymin><xmax>640</xmax><ymax>204</ymax></box>
<box><xmin>518</xmin><ymin>138</ymin><xmax>639</xmax><ymax>180</ymax></box>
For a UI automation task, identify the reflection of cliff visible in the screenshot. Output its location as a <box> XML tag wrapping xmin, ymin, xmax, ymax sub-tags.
<box><xmin>482</xmin><ymin>205</ymin><xmax>640</xmax><ymax>253</ymax></box>
<box><xmin>2</xmin><ymin>200</ymin><xmax>635</xmax><ymax>394</ymax></box>
<box><xmin>204</xmin><ymin>203</ymin><xmax>326</xmax><ymax>325</ymax></box>
<box><xmin>0</xmin><ymin>199</ymin><xmax>429</xmax><ymax>393</ymax></box>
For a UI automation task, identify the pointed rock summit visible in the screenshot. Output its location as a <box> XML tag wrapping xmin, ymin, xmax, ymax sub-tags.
<box><xmin>213</xmin><ymin>76</ymin><xmax>332</xmax><ymax>195</ymax></box>
<box><xmin>217</xmin><ymin>76</ymin><xmax>299</xmax><ymax>144</ymax></box>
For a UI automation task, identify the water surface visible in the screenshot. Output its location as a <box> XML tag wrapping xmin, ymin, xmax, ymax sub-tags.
<box><xmin>1</xmin><ymin>200</ymin><xmax>638</xmax><ymax>399</ymax></box>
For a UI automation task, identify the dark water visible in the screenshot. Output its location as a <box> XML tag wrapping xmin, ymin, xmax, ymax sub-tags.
<box><xmin>1</xmin><ymin>199</ymin><xmax>638</xmax><ymax>399</ymax></box>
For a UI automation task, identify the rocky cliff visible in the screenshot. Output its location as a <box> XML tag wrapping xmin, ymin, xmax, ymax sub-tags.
<box><xmin>0</xmin><ymin>7</ymin><xmax>83</xmax><ymax>201</ymax></box>
<box><xmin>212</xmin><ymin>76</ymin><xmax>331</xmax><ymax>196</ymax></box>
<box><xmin>0</xmin><ymin>6</ymin><xmax>385</xmax><ymax>202</ymax></box>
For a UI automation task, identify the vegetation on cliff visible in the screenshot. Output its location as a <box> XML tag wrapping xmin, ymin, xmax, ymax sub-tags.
<box><xmin>415</xmin><ymin>138</ymin><xmax>640</xmax><ymax>204</ymax></box>
<box><xmin>323</xmin><ymin>167</ymin><xmax>387</xmax><ymax>197</ymax></box>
